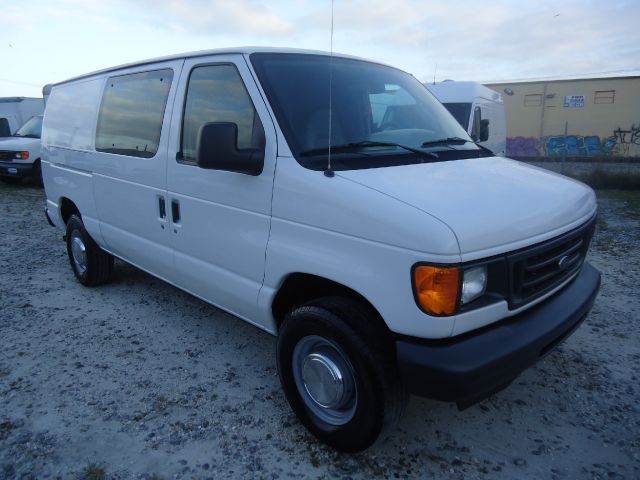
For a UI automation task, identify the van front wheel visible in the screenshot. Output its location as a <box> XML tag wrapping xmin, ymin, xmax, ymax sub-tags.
<box><xmin>276</xmin><ymin>297</ymin><xmax>406</xmax><ymax>452</ymax></box>
<box><xmin>65</xmin><ymin>215</ymin><xmax>114</xmax><ymax>286</ymax></box>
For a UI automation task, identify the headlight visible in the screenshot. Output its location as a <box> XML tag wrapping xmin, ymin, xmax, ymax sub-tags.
<box><xmin>461</xmin><ymin>266</ymin><xmax>487</xmax><ymax>305</ymax></box>
<box><xmin>413</xmin><ymin>264</ymin><xmax>489</xmax><ymax>316</ymax></box>
<box><xmin>413</xmin><ymin>265</ymin><xmax>460</xmax><ymax>316</ymax></box>
<box><xmin>14</xmin><ymin>151</ymin><xmax>29</xmax><ymax>160</ymax></box>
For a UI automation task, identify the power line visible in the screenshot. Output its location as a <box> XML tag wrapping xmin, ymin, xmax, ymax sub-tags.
<box><xmin>0</xmin><ymin>77</ymin><xmax>42</xmax><ymax>88</ymax></box>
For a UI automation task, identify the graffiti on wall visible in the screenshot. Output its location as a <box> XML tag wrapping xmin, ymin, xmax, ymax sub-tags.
<box><xmin>613</xmin><ymin>124</ymin><xmax>640</xmax><ymax>156</ymax></box>
<box><xmin>505</xmin><ymin>124</ymin><xmax>640</xmax><ymax>158</ymax></box>
<box><xmin>544</xmin><ymin>135</ymin><xmax>618</xmax><ymax>156</ymax></box>
<box><xmin>506</xmin><ymin>136</ymin><xmax>540</xmax><ymax>156</ymax></box>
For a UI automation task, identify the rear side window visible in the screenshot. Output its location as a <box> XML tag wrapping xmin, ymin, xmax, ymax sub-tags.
<box><xmin>96</xmin><ymin>69</ymin><xmax>173</xmax><ymax>158</ymax></box>
<box><xmin>43</xmin><ymin>78</ymin><xmax>104</xmax><ymax>150</ymax></box>
<box><xmin>180</xmin><ymin>64</ymin><xmax>263</xmax><ymax>163</ymax></box>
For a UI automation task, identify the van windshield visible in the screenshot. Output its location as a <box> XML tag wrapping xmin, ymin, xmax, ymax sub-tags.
<box><xmin>14</xmin><ymin>116</ymin><xmax>43</xmax><ymax>139</ymax></box>
<box><xmin>442</xmin><ymin>102</ymin><xmax>472</xmax><ymax>130</ymax></box>
<box><xmin>250</xmin><ymin>53</ymin><xmax>488</xmax><ymax>171</ymax></box>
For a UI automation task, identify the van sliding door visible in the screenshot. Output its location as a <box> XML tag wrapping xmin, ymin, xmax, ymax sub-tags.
<box><xmin>91</xmin><ymin>60</ymin><xmax>184</xmax><ymax>281</ymax></box>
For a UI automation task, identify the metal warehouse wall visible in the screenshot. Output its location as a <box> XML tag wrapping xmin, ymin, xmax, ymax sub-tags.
<box><xmin>486</xmin><ymin>76</ymin><xmax>640</xmax><ymax>159</ymax></box>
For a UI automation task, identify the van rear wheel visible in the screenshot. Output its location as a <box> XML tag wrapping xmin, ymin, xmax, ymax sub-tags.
<box><xmin>276</xmin><ymin>297</ymin><xmax>407</xmax><ymax>452</ymax></box>
<box><xmin>65</xmin><ymin>215</ymin><xmax>114</xmax><ymax>286</ymax></box>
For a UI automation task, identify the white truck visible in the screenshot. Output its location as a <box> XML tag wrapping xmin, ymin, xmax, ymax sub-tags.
<box><xmin>42</xmin><ymin>48</ymin><xmax>600</xmax><ymax>452</ymax></box>
<box><xmin>0</xmin><ymin>97</ymin><xmax>44</xmax><ymax>137</ymax></box>
<box><xmin>425</xmin><ymin>81</ymin><xmax>506</xmax><ymax>156</ymax></box>
<box><xmin>0</xmin><ymin>115</ymin><xmax>44</xmax><ymax>184</ymax></box>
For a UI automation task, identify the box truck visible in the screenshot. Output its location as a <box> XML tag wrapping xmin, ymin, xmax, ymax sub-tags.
<box><xmin>425</xmin><ymin>81</ymin><xmax>506</xmax><ymax>155</ymax></box>
<box><xmin>0</xmin><ymin>97</ymin><xmax>44</xmax><ymax>137</ymax></box>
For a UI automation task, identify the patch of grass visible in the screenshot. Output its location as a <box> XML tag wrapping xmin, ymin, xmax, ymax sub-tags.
<box><xmin>572</xmin><ymin>168</ymin><xmax>640</xmax><ymax>190</ymax></box>
<box><xmin>597</xmin><ymin>189</ymin><xmax>640</xmax><ymax>216</ymax></box>
<box><xmin>82</xmin><ymin>462</ymin><xmax>106</xmax><ymax>480</ymax></box>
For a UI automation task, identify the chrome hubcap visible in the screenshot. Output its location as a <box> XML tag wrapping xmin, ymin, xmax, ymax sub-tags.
<box><xmin>70</xmin><ymin>231</ymin><xmax>87</xmax><ymax>274</ymax></box>
<box><xmin>302</xmin><ymin>353</ymin><xmax>345</xmax><ymax>408</ymax></box>
<box><xmin>292</xmin><ymin>335</ymin><xmax>357</xmax><ymax>425</ymax></box>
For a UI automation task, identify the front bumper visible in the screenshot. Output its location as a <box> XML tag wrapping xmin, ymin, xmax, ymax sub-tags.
<box><xmin>396</xmin><ymin>261</ymin><xmax>601</xmax><ymax>409</ymax></box>
<box><xmin>0</xmin><ymin>161</ymin><xmax>34</xmax><ymax>178</ymax></box>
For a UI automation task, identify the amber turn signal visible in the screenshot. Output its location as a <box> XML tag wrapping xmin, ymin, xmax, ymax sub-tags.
<box><xmin>413</xmin><ymin>265</ymin><xmax>461</xmax><ymax>316</ymax></box>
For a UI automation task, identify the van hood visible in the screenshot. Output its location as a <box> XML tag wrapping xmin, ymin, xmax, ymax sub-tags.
<box><xmin>0</xmin><ymin>136</ymin><xmax>40</xmax><ymax>151</ymax></box>
<box><xmin>337</xmin><ymin>157</ymin><xmax>596</xmax><ymax>258</ymax></box>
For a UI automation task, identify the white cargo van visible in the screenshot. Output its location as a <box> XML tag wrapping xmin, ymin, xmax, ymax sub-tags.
<box><xmin>425</xmin><ymin>81</ymin><xmax>506</xmax><ymax>155</ymax></box>
<box><xmin>42</xmin><ymin>48</ymin><xmax>600</xmax><ymax>452</ymax></box>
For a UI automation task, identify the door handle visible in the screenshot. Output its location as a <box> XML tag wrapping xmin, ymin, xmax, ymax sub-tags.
<box><xmin>158</xmin><ymin>197</ymin><xmax>166</xmax><ymax>219</ymax></box>
<box><xmin>171</xmin><ymin>199</ymin><xmax>180</xmax><ymax>223</ymax></box>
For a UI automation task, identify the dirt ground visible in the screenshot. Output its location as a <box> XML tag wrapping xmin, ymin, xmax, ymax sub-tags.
<box><xmin>1</xmin><ymin>181</ymin><xmax>638</xmax><ymax>480</ymax></box>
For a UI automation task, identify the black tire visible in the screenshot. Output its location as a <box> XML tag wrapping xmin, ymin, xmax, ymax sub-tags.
<box><xmin>65</xmin><ymin>214</ymin><xmax>114</xmax><ymax>286</ymax></box>
<box><xmin>32</xmin><ymin>160</ymin><xmax>43</xmax><ymax>187</ymax></box>
<box><xmin>276</xmin><ymin>296</ymin><xmax>407</xmax><ymax>452</ymax></box>
<box><xmin>0</xmin><ymin>176</ymin><xmax>21</xmax><ymax>184</ymax></box>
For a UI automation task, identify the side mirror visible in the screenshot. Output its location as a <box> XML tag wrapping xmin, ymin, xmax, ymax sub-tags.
<box><xmin>479</xmin><ymin>118</ymin><xmax>490</xmax><ymax>142</ymax></box>
<box><xmin>196</xmin><ymin>122</ymin><xmax>264</xmax><ymax>176</ymax></box>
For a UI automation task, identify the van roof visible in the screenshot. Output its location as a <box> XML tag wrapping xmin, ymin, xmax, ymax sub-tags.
<box><xmin>424</xmin><ymin>81</ymin><xmax>503</xmax><ymax>104</ymax></box>
<box><xmin>51</xmin><ymin>47</ymin><xmax>391</xmax><ymax>87</ymax></box>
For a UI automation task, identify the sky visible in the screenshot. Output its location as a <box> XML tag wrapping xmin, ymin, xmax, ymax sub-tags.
<box><xmin>1</xmin><ymin>0</ymin><xmax>639</xmax><ymax>98</ymax></box>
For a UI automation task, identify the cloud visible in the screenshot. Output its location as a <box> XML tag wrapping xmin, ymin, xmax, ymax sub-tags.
<box><xmin>1</xmin><ymin>0</ymin><xmax>639</xmax><ymax>97</ymax></box>
<box><xmin>294</xmin><ymin>0</ymin><xmax>640</xmax><ymax>82</ymax></box>
<box><xmin>130</xmin><ymin>0</ymin><xmax>294</xmax><ymax>38</ymax></box>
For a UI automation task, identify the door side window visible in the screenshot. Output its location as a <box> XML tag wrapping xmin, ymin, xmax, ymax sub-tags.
<box><xmin>470</xmin><ymin>106</ymin><xmax>482</xmax><ymax>141</ymax></box>
<box><xmin>0</xmin><ymin>118</ymin><xmax>10</xmax><ymax>137</ymax></box>
<box><xmin>180</xmin><ymin>64</ymin><xmax>264</xmax><ymax>164</ymax></box>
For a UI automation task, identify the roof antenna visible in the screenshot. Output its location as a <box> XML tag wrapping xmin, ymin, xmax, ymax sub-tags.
<box><xmin>324</xmin><ymin>0</ymin><xmax>335</xmax><ymax>178</ymax></box>
<box><xmin>433</xmin><ymin>63</ymin><xmax>437</xmax><ymax>85</ymax></box>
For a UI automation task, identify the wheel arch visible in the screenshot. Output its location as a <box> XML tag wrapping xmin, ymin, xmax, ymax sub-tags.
<box><xmin>271</xmin><ymin>272</ymin><xmax>391</xmax><ymax>336</ymax></box>
<box><xmin>59</xmin><ymin>197</ymin><xmax>81</xmax><ymax>225</ymax></box>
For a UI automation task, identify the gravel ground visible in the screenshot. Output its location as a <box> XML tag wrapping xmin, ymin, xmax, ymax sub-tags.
<box><xmin>1</xmin><ymin>181</ymin><xmax>639</xmax><ymax>480</ymax></box>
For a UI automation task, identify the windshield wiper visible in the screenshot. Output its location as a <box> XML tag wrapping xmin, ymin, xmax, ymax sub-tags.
<box><xmin>420</xmin><ymin>137</ymin><xmax>470</xmax><ymax>147</ymax></box>
<box><xmin>421</xmin><ymin>137</ymin><xmax>494</xmax><ymax>156</ymax></box>
<box><xmin>300</xmin><ymin>141</ymin><xmax>438</xmax><ymax>159</ymax></box>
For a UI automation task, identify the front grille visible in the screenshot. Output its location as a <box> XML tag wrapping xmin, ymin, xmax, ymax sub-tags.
<box><xmin>0</xmin><ymin>150</ymin><xmax>16</xmax><ymax>161</ymax></box>
<box><xmin>508</xmin><ymin>216</ymin><xmax>596</xmax><ymax>309</ymax></box>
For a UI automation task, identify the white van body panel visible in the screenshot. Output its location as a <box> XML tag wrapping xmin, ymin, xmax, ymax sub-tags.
<box><xmin>42</xmin><ymin>76</ymin><xmax>107</xmax><ymax>245</ymax></box>
<box><xmin>338</xmin><ymin>157</ymin><xmax>596</xmax><ymax>258</ymax></box>
<box><xmin>261</xmin><ymin>157</ymin><xmax>461</xmax><ymax>337</ymax></box>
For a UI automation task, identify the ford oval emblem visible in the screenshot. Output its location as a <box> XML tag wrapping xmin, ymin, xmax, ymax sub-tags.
<box><xmin>558</xmin><ymin>255</ymin><xmax>570</xmax><ymax>270</ymax></box>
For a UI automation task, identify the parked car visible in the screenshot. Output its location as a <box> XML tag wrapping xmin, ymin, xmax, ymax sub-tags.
<box><xmin>425</xmin><ymin>81</ymin><xmax>506</xmax><ymax>155</ymax></box>
<box><xmin>0</xmin><ymin>115</ymin><xmax>44</xmax><ymax>185</ymax></box>
<box><xmin>41</xmin><ymin>48</ymin><xmax>601</xmax><ymax>452</ymax></box>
